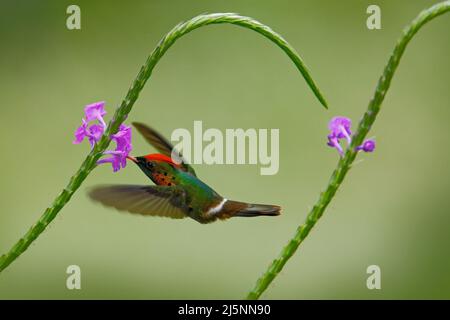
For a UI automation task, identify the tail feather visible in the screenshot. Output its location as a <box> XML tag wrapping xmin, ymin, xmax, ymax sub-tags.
<box><xmin>218</xmin><ymin>200</ymin><xmax>281</xmax><ymax>219</ymax></box>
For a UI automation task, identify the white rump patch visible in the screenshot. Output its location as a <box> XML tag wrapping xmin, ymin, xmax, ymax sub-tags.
<box><xmin>207</xmin><ymin>198</ymin><xmax>227</xmax><ymax>216</ymax></box>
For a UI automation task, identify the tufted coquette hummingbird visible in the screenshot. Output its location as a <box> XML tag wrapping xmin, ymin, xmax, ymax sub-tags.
<box><xmin>89</xmin><ymin>122</ymin><xmax>281</xmax><ymax>224</ymax></box>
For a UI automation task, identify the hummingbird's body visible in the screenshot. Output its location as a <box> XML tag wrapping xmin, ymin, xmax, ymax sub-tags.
<box><xmin>89</xmin><ymin>122</ymin><xmax>281</xmax><ymax>224</ymax></box>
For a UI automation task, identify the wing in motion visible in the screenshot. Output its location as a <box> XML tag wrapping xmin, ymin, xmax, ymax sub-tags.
<box><xmin>88</xmin><ymin>184</ymin><xmax>189</xmax><ymax>219</ymax></box>
<box><xmin>132</xmin><ymin>122</ymin><xmax>196</xmax><ymax>176</ymax></box>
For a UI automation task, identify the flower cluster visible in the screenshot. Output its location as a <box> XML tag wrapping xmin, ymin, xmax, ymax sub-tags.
<box><xmin>73</xmin><ymin>102</ymin><xmax>107</xmax><ymax>147</ymax></box>
<box><xmin>73</xmin><ymin>101</ymin><xmax>132</xmax><ymax>172</ymax></box>
<box><xmin>327</xmin><ymin>116</ymin><xmax>375</xmax><ymax>156</ymax></box>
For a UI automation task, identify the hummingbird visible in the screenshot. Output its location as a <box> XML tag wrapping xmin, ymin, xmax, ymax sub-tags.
<box><xmin>89</xmin><ymin>122</ymin><xmax>281</xmax><ymax>224</ymax></box>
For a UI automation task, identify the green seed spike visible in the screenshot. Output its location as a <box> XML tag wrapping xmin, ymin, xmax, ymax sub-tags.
<box><xmin>246</xmin><ymin>1</ymin><xmax>450</xmax><ymax>300</ymax></box>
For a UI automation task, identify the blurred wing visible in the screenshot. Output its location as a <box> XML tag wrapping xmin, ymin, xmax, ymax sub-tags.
<box><xmin>88</xmin><ymin>184</ymin><xmax>189</xmax><ymax>219</ymax></box>
<box><xmin>132</xmin><ymin>122</ymin><xmax>197</xmax><ymax>176</ymax></box>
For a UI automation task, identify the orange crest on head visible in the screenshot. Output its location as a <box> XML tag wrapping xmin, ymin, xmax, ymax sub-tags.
<box><xmin>143</xmin><ymin>153</ymin><xmax>180</xmax><ymax>167</ymax></box>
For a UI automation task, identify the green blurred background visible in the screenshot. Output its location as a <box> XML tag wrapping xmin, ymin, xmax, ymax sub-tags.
<box><xmin>0</xmin><ymin>0</ymin><xmax>449</xmax><ymax>299</ymax></box>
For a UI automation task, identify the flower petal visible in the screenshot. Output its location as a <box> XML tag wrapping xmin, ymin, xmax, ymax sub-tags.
<box><xmin>73</xmin><ymin>119</ymin><xmax>89</xmax><ymax>144</ymax></box>
<box><xmin>84</xmin><ymin>101</ymin><xmax>107</xmax><ymax>124</ymax></box>
<box><xmin>328</xmin><ymin>116</ymin><xmax>352</xmax><ymax>139</ymax></box>
<box><xmin>327</xmin><ymin>133</ymin><xmax>344</xmax><ymax>156</ymax></box>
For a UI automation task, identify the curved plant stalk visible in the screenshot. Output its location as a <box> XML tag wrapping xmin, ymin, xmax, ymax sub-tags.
<box><xmin>247</xmin><ymin>1</ymin><xmax>450</xmax><ymax>300</ymax></box>
<box><xmin>0</xmin><ymin>13</ymin><xmax>327</xmax><ymax>273</ymax></box>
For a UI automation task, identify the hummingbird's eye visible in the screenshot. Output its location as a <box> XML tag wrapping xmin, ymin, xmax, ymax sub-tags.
<box><xmin>146</xmin><ymin>161</ymin><xmax>154</xmax><ymax>169</ymax></box>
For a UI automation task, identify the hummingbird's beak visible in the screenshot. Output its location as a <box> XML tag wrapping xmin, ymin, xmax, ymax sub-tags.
<box><xmin>126</xmin><ymin>155</ymin><xmax>137</xmax><ymax>163</ymax></box>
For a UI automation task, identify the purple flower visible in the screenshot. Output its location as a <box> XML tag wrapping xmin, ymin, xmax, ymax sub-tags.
<box><xmin>73</xmin><ymin>101</ymin><xmax>133</xmax><ymax>172</ymax></box>
<box><xmin>328</xmin><ymin>116</ymin><xmax>352</xmax><ymax>144</ymax></box>
<box><xmin>73</xmin><ymin>119</ymin><xmax>105</xmax><ymax>147</ymax></box>
<box><xmin>327</xmin><ymin>116</ymin><xmax>352</xmax><ymax>156</ymax></box>
<box><xmin>96</xmin><ymin>124</ymin><xmax>133</xmax><ymax>172</ymax></box>
<box><xmin>327</xmin><ymin>134</ymin><xmax>343</xmax><ymax>156</ymax></box>
<box><xmin>112</xmin><ymin>125</ymin><xmax>132</xmax><ymax>151</ymax></box>
<box><xmin>356</xmin><ymin>139</ymin><xmax>376</xmax><ymax>153</ymax></box>
<box><xmin>88</xmin><ymin>124</ymin><xmax>105</xmax><ymax>147</ymax></box>
<box><xmin>73</xmin><ymin>101</ymin><xmax>108</xmax><ymax>146</ymax></box>
<box><xmin>326</xmin><ymin>116</ymin><xmax>376</xmax><ymax>156</ymax></box>
<box><xmin>73</xmin><ymin>119</ymin><xmax>89</xmax><ymax>144</ymax></box>
<box><xmin>84</xmin><ymin>101</ymin><xmax>107</xmax><ymax>128</ymax></box>
<box><xmin>97</xmin><ymin>151</ymin><xmax>126</xmax><ymax>172</ymax></box>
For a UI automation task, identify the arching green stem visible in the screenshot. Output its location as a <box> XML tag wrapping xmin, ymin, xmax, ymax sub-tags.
<box><xmin>0</xmin><ymin>13</ymin><xmax>327</xmax><ymax>273</ymax></box>
<box><xmin>247</xmin><ymin>1</ymin><xmax>450</xmax><ymax>300</ymax></box>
